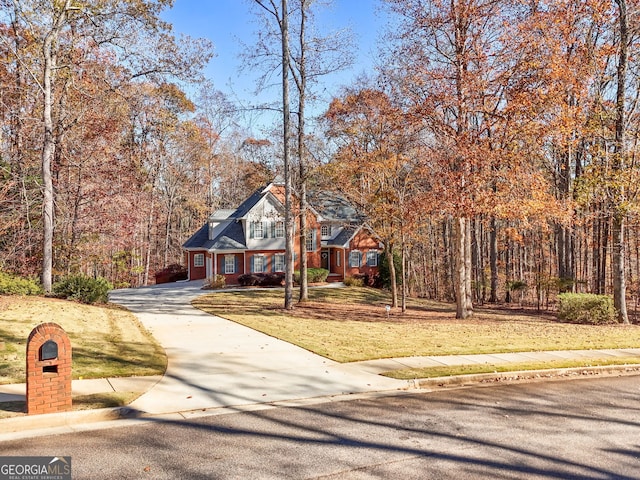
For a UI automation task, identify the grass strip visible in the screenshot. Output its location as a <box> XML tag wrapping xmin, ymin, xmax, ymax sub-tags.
<box><xmin>382</xmin><ymin>357</ymin><xmax>640</xmax><ymax>379</ymax></box>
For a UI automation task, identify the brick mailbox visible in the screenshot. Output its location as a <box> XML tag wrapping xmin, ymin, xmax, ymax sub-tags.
<box><xmin>26</xmin><ymin>323</ymin><xmax>72</xmax><ymax>415</ymax></box>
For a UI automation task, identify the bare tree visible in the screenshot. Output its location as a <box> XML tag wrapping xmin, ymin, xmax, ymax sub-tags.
<box><xmin>5</xmin><ymin>0</ymin><xmax>211</xmax><ymax>291</ymax></box>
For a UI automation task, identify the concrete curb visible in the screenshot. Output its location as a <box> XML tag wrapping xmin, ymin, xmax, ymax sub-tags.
<box><xmin>0</xmin><ymin>406</ymin><xmax>143</xmax><ymax>439</ymax></box>
<box><xmin>3</xmin><ymin>364</ymin><xmax>640</xmax><ymax>441</ymax></box>
<box><xmin>407</xmin><ymin>364</ymin><xmax>640</xmax><ymax>389</ymax></box>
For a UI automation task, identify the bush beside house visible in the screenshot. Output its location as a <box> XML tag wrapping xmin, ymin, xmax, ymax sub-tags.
<box><xmin>155</xmin><ymin>264</ymin><xmax>188</xmax><ymax>284</ymax></box>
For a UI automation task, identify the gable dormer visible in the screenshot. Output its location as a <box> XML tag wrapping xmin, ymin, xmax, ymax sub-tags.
<box><xmin>208</xmin><ymin>209</ymin><xmax>235</xmax><ymax>240</ymax></box>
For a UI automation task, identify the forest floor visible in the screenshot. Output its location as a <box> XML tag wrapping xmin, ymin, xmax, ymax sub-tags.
<box><xmin>193</xmin><ymin>287</ymin><xmax>640</xmax><ymax>367</ymax></box>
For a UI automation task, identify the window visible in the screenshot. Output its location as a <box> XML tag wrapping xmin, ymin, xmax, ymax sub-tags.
<box><xmin>253</xmin><ymin>255</ymin><xmax>265</xmax><ymax>273</ymax></box>
<box><xmin>321</xmin><ymin>225</ymin><xmax>331</xmax><ymax>237</ymax></box>
<box><xmin>306</xmin><ymin>234</ymin><xmax>313</xmax><ymax>251</ymax></box>
<box><xmin>224</xmin><ymin>255</ymin><xmax>235</xmax><ymax>274</ymax></box>
<box><xmin>366</xmin><ymin>251</ymin><xmax>378</xmax><ymax>267</ymax></box>
<box><xmin>253</xmin><ymin>221</ymin><xmax>264</xmax><ymax>239</ymax></box>
<box><xmin>349</xmin><ymin>251</ymin><xmax>361</xmax><ymax>268</ymax></box>
<box><xmin>194</xmin><ymin>253</ymin><xmax>204</xmax><ymax>267</ymax></box>
<box><xmin>275</xmin><ymin>221</ymin><xmax>285</xmax><ymax>238</ymax></box>
<box><xmin>274</xmin><ymin>254</ymin><xmax>285</xmax><ymax>272</ymax></box>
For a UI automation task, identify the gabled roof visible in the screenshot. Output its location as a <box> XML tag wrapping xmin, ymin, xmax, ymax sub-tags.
<box><xmin>231</xmin><ymin>186</ymin><xmax>266</xmax><ymax>219</ymax></box>
<box><xmin>326</xmin><ymin>224</ymin><xmax>358</xmax><ymax>247</ymax></box>
<box><xmin>210</xmin><ymin>221</ymin><xmax>246</xmax><ymax>249</ymax></box>
<box><xmin>182</xmin><ymin>182</ymin><xmax>282</xmax><ymax>251</ymax></box>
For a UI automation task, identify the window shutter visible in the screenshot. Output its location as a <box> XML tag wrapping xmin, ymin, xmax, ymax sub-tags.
<box><xmin>312</xmin><ymin>229</ymin><xmax>317</xmax><ymax>251</ymax></box>
<box><xmin>271</xmin><ymin>222</ymin><xmax>276</xmax><ymax>238</ymax></box>
<box><xmin>360</xmin><ymin>252</ymin><xmax>364</xmax><ymax>267</ymax></box>
<box><xmin>264</xmin><ymin>221</ymin><xmax>269</xmax><ymax>238</ymax></box>
<box><xmin>249</xmin><ymin>221</ymin><xmax>254</xmax><ymax>239</ymax></box>
<box><xmin>250</xmin><ymin>255</ymin><xmax>255</xmax><ymax>273</ymax></box>
<box><xmin>235</xmin><ymin>256</ymin><xmax>239</xmax><ymax>274</ymax></box>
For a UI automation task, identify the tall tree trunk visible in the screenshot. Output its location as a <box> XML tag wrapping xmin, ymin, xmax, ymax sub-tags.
<box><xmin>281</xmin><ymin>0</ymin><xmax>294</xmax><ymax>310</ymax></box>
<box><xmin>613</xmin><ymin>0</ymin><xmax>629</xmax><ymax>324</ymax></box>
<box><xmin>489</xmin><ymin>217</ymin><xmax>498</xmax><ymax>303</ymax></box>
<box><xmin>386</xmin><ymin>242</ymin><xmax>398</xmax><ymax>308</ymax></box>
<box><xmin>41</xmin><ymin>8</ymin><xmax>63</xmax><ymax>291</ymax></box>
<box><xmin>454</xmin><ymin>216</ymin><xmax>472</xmax><ymax>318</ymax></box>
<box><xmin>297</xmin><ymin>0</ymin><xmax>309</xmax><ymax>302</ymax></box>
<box><xmin>143</xmin><ymin>195</ymin><xmax>155</xmax><ymax>286</ymax></box>
<box><xmin>401</xmin><ymin>233</ymin><xmax>407</xmax><ymax>313</ymax></box>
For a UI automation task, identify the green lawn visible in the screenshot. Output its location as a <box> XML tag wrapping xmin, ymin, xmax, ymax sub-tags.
<box><xmin>192</xmin><ymin>287</ymin><xmax>640</xmax><ymax>373</ymax></box>
<box><xmin>0</xmin><ymin>296</ymin><xmax>167</xmax><ymax>385</ymax></box>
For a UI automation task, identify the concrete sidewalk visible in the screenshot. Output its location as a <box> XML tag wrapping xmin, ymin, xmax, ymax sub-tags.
<box><xmin>2</xmin><ymin>348</ymin><xmax>640</xmax><ymax>405</ymax></box>
<box><xmin>2</xmin><ymin>280</ymin><xmax>639</xmax><ymax>438</ymax></box>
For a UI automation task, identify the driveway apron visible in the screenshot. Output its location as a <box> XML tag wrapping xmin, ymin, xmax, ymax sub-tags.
<box><xmin>108</xmin><ymin>282</ymin><xmax>403</xmax><ymax>415</ymax></box>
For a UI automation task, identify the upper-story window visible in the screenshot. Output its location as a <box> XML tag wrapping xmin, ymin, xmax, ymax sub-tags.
<box><xmin>252</xmin><ymin>221</ymin><xmax>264</xmax><ymax>239</ymax></box>
<box><xmin>275</xmin><ymin>221</ymin><xmax>285</xmax><ymax>238</ymax></box>
<box><xmin>321</xmin><ymin>225</ymin><xmax>331</xmax><ymax>237</ymax></box>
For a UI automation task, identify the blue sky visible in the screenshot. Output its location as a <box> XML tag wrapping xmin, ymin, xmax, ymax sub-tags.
<box><xmin>161</xmin><ymin>0</ymin><xmax>387</xmax><ymax>132</ymax></box>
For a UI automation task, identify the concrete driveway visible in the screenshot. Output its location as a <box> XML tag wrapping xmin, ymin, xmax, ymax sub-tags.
<box><xmin>108</xmin><ymin>281</ymin><xmax>404</xmax><ymax>415</ymax></box>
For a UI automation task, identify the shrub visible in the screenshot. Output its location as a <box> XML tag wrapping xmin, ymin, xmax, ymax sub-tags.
<box><xmin>53</xmin><ymin>275</ymin><xmax>113</xmax><ymax>304</ymax></box>
<box><xmin>154</xmin><ymin>263</ymin><xmax>188</xmax><ymax>284</ymax></box>
<box><xmin>294</xmin><ymin>268</ymin><xmax>329</xmax><ymax>284</ymax></box>
<box><xmin>0</xmin><ymin>271</ymin><xmax>43</xmax><ymax>295</ymax></box>
<box><xmin>557</xmin><ymin>293</ymin><xmax>617</xmax><ymax>324</ymax></box>
<box><xmin>308</xmin><ymin>268</ymin><xmax>329</xmax><ymax>283</ymax></box>
<box><xmin>261</xmin><ymin>272</ymin><xmax>285</xmax><ymax>286</ymax></box>
<box><xmin>378</xmin><ymin>250</ymin><xmax>401</xmax><ymax>289</ymax></box>
<box><xmin>238</xmin><ymin>273</ymin><xmax>285</xmax><ymax>287</ymax></box>
<box><xmin>203</xmin><ymin>274</ymin><xmax>225</xmax><ymax>290</ymax></box>
<box><xmin>343</xmin><ymin>276</ymin><xmax>364</xmax><ymax>287</ymax></box>
<box><xmin>238</xmin><ymin>274</ymin><xmax>260</xmax><ymax>286</ymax></box>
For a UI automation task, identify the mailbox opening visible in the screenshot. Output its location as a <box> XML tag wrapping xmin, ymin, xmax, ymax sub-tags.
<box><xmin>43</xmin><ymin>365</ymin><xmax>58</xmax><ymax>374</ymax></box>
<box><xmin>40</xmin><ymin>340</ymin><xmax>58</xmax><ymax>361</ymax></box>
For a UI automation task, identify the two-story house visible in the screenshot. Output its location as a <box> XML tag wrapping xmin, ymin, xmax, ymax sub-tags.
<box><xmin>182</xmin><ymin>179</ymin><xmax>382</xmax><ymax>284</ymax></box>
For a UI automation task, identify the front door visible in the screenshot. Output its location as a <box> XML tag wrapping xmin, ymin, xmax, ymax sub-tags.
<box><xmin>321</xmin><ymin>249</ymin><xmax>329</xmax><ymax>270</ymax></box>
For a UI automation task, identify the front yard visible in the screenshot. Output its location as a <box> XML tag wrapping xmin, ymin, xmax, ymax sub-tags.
<box><xmin>0</xmin><ymin>295</ymin><xmax>166</xmax><ymax>385</ymax></box>
<box><xmin>192</xmin><ymin>287</ymin><xmax>640</xmax><ymax>368</ymax></box>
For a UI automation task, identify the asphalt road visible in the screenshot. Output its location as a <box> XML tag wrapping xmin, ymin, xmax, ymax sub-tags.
<box><xmin>2</xmin><ymin>374</ymin><xmax>639</xmax><ymax>479</ymax></box>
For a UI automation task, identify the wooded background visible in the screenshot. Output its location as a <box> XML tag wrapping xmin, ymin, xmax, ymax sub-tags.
<box><xmin>1</xmin><ymin>0</ymin><xmax>640</xmax><ymax>319</ymax></box>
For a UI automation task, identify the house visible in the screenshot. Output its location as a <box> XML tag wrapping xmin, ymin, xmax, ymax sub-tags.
<box><xmin>182</xmin><ymin>179</ymin><xmax>382</xmax><ymax>284</ymax></box>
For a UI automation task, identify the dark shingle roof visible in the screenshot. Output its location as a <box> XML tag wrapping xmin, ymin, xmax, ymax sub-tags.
<box><xmin>327</xmin><ymin>224</ymin><xmax>357</xmax><ymax>247</ymax></box>
<box><xmin>307</xmin><ymin>191</ymin><xmax>363</xmax><ymax>222</ymax></box>
<box><xmin>182</xmin><ymin>224</ymin><xmax>212</xmax><ymax>249</ymax></box>
<box><xmin>232</xmin><ymin>186</ymin><xmax>266</xmax><ymax>218</ymax></box>
<box><xmin>210</xmin><ymin>221</ymin><xmax>246</xmax><ymax>249</ymax></box>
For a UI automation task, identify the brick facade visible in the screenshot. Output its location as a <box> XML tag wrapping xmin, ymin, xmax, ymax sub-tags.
<box><xmin>26</xmin><ymin>322</ymin><xmax>72</xmax><ymax>415</ymax></box>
